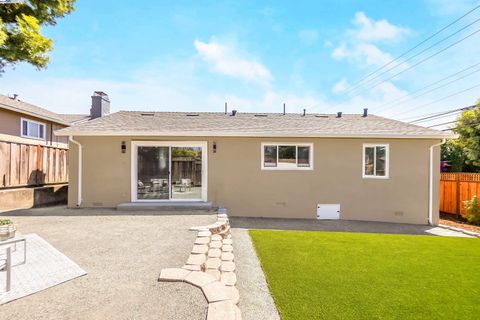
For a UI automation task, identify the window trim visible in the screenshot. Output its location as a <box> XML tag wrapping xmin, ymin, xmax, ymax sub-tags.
<box><xmin>261</xmin><ymin>142</ymin><xmax>314</xmax><ymax>170</ymax></box>
<box><xmin>362</xmin><ymin>143</ymin><xmax>389</xmax><ymax>179</ymax></box>
<box><xmin>20</xmin><ymin>117</ymin><xmax>46</xmax><ymax>141</ymax></box>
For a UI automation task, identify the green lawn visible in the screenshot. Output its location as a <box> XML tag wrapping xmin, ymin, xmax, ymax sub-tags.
<box><xmin>249</xmin><ymin>230</ymin><xmax>480</xmax><ymax>320</ymax></box>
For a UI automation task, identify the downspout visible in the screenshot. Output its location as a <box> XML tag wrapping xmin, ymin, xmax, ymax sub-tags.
<box><xmin>69</xmin><ymin>136</ymin><xmax>83</xmax><ymax>207</ymax></box>
<box><xmin>428</xmin><ymin>138</ymin><xmax>446</xmax><ymax>225</ymax></box>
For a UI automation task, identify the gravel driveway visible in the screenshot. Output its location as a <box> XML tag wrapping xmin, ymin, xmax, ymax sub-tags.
<box><xmin>1</xmin><ymin>206</ymin><xmax>217</xmax><ymax>320</ymax></box>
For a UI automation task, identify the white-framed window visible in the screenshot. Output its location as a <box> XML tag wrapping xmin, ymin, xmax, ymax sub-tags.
<box><xmin>261</xmin><ymin>143</ymin><xmax>313</xmax><ymax>170</ymax></box>
<box><xmin>21</xmin><ymin>118</ymin><xmax>46</xmax><ymax>140</ymax></box>
<box><xmin>362</xmin><ymin>144</ymin><xmax>389</xmax><ymax>179</ymax></box>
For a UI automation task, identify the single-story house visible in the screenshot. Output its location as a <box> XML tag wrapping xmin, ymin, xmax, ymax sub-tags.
<box><xmin>56</xmin><ymin>104</ymin><xmax>452</xmax><ymax>225</ymax></box>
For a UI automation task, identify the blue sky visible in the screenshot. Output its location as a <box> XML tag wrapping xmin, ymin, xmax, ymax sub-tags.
<box><xmin>1</xmin><ymin>0</ymin><xmax>480</xmax><ymax>127</ymax></box>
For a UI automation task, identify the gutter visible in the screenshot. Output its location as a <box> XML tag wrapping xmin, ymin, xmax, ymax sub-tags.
<box><xmin>69</xmin><ymin>136</ymin><xmax>83</xmax><ymax>207</ymax></box>
<box><xmin>428</xmin><ymin>138</ymin><xmax>446</xmax><ymax>225</ymax></box>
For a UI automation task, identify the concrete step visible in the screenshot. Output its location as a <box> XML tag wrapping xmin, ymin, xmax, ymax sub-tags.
<box><xmin>116</xmin><ymin>201</ymin><xmax>213</xmax><ymax>212</ymax></box>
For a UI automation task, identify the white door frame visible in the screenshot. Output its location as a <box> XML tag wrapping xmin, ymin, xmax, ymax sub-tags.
<box><xmin>131</xmin><ymin>141</ymin><xmax>208</xmax><ymax>202</ymax></box>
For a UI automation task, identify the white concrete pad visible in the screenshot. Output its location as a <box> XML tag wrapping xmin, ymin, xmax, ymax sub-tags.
<box><xmin>0</xmin><ymin>234</ymin><xmax>86</xmax><ymax>305</ymax></box>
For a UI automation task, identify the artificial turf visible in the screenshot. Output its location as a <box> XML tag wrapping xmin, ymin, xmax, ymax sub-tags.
<box><xmin>249</xmin><ymin>230</ymin><xmax>480</xmax><ymax>320</ymax></box>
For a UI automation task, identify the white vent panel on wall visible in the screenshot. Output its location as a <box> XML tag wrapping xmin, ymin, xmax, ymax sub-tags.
<box><xmin>317</xmin><ymin>204</ymin><xmax>340</xmax><ymax>220</ymax></box>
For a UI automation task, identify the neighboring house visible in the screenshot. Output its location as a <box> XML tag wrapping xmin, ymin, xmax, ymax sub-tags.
<box><xmin>56</xmin><ymin>107</ymin><xmax>453</xmax><ymax>225</ymax></box>
<box><xmin>0</xmin><ymin>91</ymin><xmax>109</xmax><ymax>211</ymax></box>
<box><xmin>0</xmin><ymin>94</ymin><xmax>71</xmax><ymax>147</ymax></box>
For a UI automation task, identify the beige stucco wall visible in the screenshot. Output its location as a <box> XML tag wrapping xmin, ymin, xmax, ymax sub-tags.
<box><xmin>0</xmin><ymin>108</ymin><xmax>68</xmax><ymax>144</ymax></box>
<box><xmin>67</xmin><ymin>136</ymin><xmax>441</xmax><ymax>225</ymax></box>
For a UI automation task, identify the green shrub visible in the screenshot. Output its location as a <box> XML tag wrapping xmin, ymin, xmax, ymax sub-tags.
<box><xmin>0</xmin><ymin>219</ymin><xmax>13</xmax><ymax>225</ymax></box>
<box><xmin>463</xmin><ymin>195</ymin><xmax>480</xmax><ymax>225</ymax></box>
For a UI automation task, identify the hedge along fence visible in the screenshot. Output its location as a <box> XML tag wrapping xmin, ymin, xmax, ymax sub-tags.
<box><xmin>0</xmin><ymin>140</ymin><xmax>68</xmax><ymax>188</ymax></box>
<box><xmin>440</xmin><ymin>173</ymin><xmax>480</xmax><ymax>215</ymax></box>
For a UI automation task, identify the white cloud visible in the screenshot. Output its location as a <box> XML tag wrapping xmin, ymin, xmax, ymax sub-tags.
<box><xmin>332</xmin><ymin>79</ymin><xmax>348</xmax><ymax>94</ymax></box>
<box><xmin>350</xmin><ymin>12</ymin><xmax>410</xmax><ymax>42</ymax></box>
<box><xmin>331</xmin><ymin>43</ymin><xmax>348</xmax><ymax>59</ymax></box>
<box><xmin>355</xmin><ymin>43</ymin><xmax>394</xmax><ymax>66</ymax></box>
<box><xmin>194</xmin><ymin>38</ymin><xmax>272</xmax><ymax>85</ymax></box>
<box><xmin>331</xmin><ymin>43</ymin><xmax>394</xmax><ymax>67</ymax></box>
<box><xmin>298</xmin><ymin>29</ymin><xmax>319</xmax><ymax>45</ymax></box>
<box><xmin>330</xmin><ymin>12</ymin><xmax>409</xmax><ymax>68</ymax></box>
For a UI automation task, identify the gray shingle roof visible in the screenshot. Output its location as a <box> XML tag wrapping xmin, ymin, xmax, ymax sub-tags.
<box><xmin>59</xmin><ymin>114</ymin><xmax>91</xmax><ymax>124</ymax></box>
<box><xmin>0</xmin><ymin>94</ymin><xmax>69</xmax><ymax>125</ymax></box>
<box><xmin>55</xmin><ymin>110</ymin><xmax>452</xmax><ymax>138</ymax></box>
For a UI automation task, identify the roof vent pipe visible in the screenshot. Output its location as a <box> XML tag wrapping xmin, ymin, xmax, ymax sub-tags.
<box><xmin>225</xmin><ymin>102</ymin><xmax>228</xmax><ymax>115</ymax></box>
<box><xmin>231</xmin><ymin>110</ymin><xmax>237</xmax><ymax>116</ymax></box>
<box><xmin>283</xmin><ymin>103</ymin><xmax>286</xmax><ymax>115</ymax></box>
<box><xmin>363</xmin><ymin>108</ymin><xmax>368</xmax><ymax>117</ymax></box>
<box><xmin>337</xmin><ymin>112</ymin><xmax>342</xmax><ymax>118</ymax></box>
<box><xmin>303</xmin><ymin>109</ymin><xmax>306</xmax><ymax>116</ymax></box>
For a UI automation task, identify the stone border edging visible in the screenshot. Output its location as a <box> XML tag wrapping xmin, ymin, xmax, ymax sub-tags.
<box><xmin>438</xmin><ymin>224</ymin><xmax>480</xmax><ymax>238</ymax></box>
<box><xmin>159</xmin><ymin>208</ymin><xmax>242</xmax><ymax>320</ymax></box>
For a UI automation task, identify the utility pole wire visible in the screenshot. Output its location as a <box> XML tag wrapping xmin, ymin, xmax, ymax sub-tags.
<box><xmin>348</xmin><ymin>17</ymin><xmax>480</xmax><ymax>96</ymax></box>
<box><xmin>376</xmin><ymin>68</ymin><xmax>480</xmax><ymax>113</ymax></box>
<box><xmin>391</xmin><ymin>83</ymin><xmax>480</xmax><ymax>117</ymax></box>
<box><xmin>375</xmin><ymin>62</ymin><xmax>480</xmax><ymax>111</ymax></box>
<box><xmin>350</xmin><ymin>27</ymin><xmax>480</xmax><ymax>99</ymax></box>
<box><xmin>408</xmin><ymin>105</ymin><xmax>475</xmax><ymax>123</ymax></box>
<box><xmin>343</xmin><ymin>3</ymin><xmax>480</xmax><ymax>94</ymax></box>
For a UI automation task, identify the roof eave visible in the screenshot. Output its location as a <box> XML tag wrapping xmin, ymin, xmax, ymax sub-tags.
<box><xmin>54</xmin><ymin>130</ymin><xmax>455</xmax><ymax>139</ymax></box>
<box><xmin>0</xmin><ymin>104</ymin><xmax>70</xmax><ymax>126</ymax></box>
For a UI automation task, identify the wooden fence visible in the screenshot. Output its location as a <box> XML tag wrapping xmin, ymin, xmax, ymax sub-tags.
<box><xmin>0</xmin><ymin>141</ymin><xmax>68</xmax><ymax>188</ymax></box>
<box><xmin>440</xmin><ymin>172</ymin><xmax>480</xmax><ymax>215</ymax></box>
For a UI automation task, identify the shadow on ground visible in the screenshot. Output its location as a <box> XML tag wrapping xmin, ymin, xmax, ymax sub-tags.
<box><xmin>230</xmin><ymin>217</ymin><xmax>437</xmax><ymax>235</ymax></box>
<box><xmin>0</xmin><ymin>205</ymin><xmax>216</xmax><ymax>217</ymax></box>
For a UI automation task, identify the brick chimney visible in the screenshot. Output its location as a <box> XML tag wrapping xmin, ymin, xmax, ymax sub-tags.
<box><xmin>90</xmin><ymin>91</ymin><xmax>110</xmax><ymax>119</ymax></box>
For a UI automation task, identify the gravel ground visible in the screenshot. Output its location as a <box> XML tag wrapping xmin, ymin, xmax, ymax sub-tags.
<box><xmin>1</xmin><ymin>206</ymin><xmax>217</xmax><ymax>320</ymax></box>
<box><xmin>231</xmin><ymin>228</ymin><xmax>280</xmax><ymax>320</ymax></box>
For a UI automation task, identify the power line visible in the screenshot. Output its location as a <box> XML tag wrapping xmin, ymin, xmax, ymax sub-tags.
<box><xmin>377</xmin><ymin>67</ymin><xmax>480</xmax><ymax>113</ymax></box>
<box><xmin>375</xmin><ymin>61</ymin><xmax>480</xmax><ymax>112</ymax></box>
<box><xmin>348</xmin><ymin>17</ymin><xmax>480</xmax><ymax>96</ymax></box>
<box><xmin>391</xmin><ymin>83</ymin><xmax>480</xmax><ymax>117</ymax></box>
<box><xmin>428</xmin><ymin>120</ymin><xmax>460</xmax><ymax>127</ymax></box>
<box><xmin>350</xmin><ymin>27</ymin><xmax>480</xmax><ymax>99</ymax></box>
<box><xmin>442</xmin><ymin>121</ymin><xmax>480</xmax><ymax>131</ymax></box>
<box><xmin>343</xmin><ymin>3</ymin><xmax>480</xmax><ymax>94</ymax></box>
<box><xmin>409</xmin><ymin>105</ymin><xmax>475</xmax><ymax>123</ymax></box>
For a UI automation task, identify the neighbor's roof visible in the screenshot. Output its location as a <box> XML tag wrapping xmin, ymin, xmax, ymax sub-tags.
<box><xmin>55</xmin><ymin>111</ymin><xmax>453</xmax><ymax>139</ymax></box>
<box><xmin>59</xmin><ymin>113</ymin><xmax>91</xmax><ymax>125</ymax></box>
<box><xmin>0</xmin><ymin>94</ymin><xmax>70</xmax><ymax>125</ymax></box>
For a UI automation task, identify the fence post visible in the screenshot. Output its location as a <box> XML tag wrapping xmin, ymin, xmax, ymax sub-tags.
<box><xmin>456</xmin><ymin>174</ymin><xmax>461</xmax><ymax>218</ymax></box>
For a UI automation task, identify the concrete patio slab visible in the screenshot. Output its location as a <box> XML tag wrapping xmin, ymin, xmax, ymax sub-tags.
<box><xmin>185</xmin><ymin>271</ymin><xmax>217</xmax><ymax>288</ymax></box>
<box><xmin>207</xmin><ymin>300</ymin><xmax>236</xmax><ymax>320</ymax></box>
<box><xmin>158</xmin><ymin>268</ymin><xmax>191</xmax><ymax>282</ymax></box>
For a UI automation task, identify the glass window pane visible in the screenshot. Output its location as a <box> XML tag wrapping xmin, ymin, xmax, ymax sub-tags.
<box><xmin>278</xmin><ymin>146</ymin><xmax>296</xmax><ymax>167</ymax></box>
<box><xmin>29</xmin><ymin>122</ymin><xmax>39</xmax><ymax>138</ymax></box>
<box><xmin>297</xmin><ymin>146</ymin><xmax>310</xmax><ymax>167</ymax></box>
<box><xmin>375</xmin><ymin>146</ymin><xmax>386</xmax><ymax>176</ymax></box>
<box><xmin>364</xmin><ymin>147</ymin><xmax>374</xmax><ymax>175</ymax></box>
<box><xmin>264</xmin><ymin>146</ymin><xmax>277</xmax><ymax>167</ymax></box>
<box><xmin>172</xmin><ymin>147</ymin><xmax>202</xmax><ymax>200</ymax></box>
<box><xmin>39</xmin><ymin>124</ymin><xmax>44</xmax><ymax>139</ymax></box>
<box><xmin>137</xmin><ymin>147</ymin><xmax>170</xmax><ymax>200</ymax></box>
<box><xmin>22</xmin><ymin>120</ymin><xmax>28</xmax><ymax>136</ymax></box>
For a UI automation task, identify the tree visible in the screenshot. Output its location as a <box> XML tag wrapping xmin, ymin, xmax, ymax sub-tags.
<box><xmin>0</xmin><ymin>0</ymin><xmax>75</xmax><ymax>73</ymax></box>
<box><xmin>441</xmin><ymin>139</ymin><xmax>467</xmax><ymax>172</ymax></box>
<box><xmin>455</xmin><ymin>101</ymin><xmax>480</xmax><ymax>170</ymax></box>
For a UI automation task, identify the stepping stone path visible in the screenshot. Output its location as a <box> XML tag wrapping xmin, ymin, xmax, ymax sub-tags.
<box><xmin>158</xmin><ymin>209</ymin><xmax>241</xmax><ymax>320</ymax></box>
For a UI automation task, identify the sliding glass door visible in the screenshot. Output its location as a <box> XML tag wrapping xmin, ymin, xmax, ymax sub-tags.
<box><xmin>137</xmin><ymin>146</ymin><xmax>170</xmax><ymax>200</ymax></box>
<box><xmin>133</xmin><ymin>142</ymin><xmax>207</xmax><ymax>201</ymax></box>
